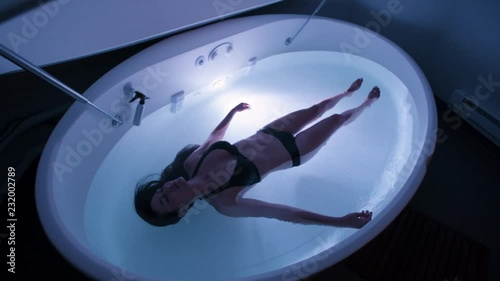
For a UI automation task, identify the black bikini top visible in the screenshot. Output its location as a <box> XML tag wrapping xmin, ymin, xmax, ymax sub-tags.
<box><xmin>191</xmin><ymin>141</ymin><xmax>261</xmax><ymax>199</ymax></box>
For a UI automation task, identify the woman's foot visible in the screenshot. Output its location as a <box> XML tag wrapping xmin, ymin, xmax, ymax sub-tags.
<box><xmin>368</xmin><ymin>86</ymin><xmax>380</xmax><ymax>99</ymax></box>
<box><xmin>346</xmin><ymin>78</ymin><xmax>363</xmax><ymax>94</ymax></box>
<box><xmin>320</xmin><ymin>78</ymin><xmax>364</xmax><ymax>112</ymax></box>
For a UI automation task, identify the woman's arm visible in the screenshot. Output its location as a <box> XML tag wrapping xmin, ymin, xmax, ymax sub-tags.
<box><xmin>212</xmin><ymin>194</ymin><xmax>372</xmax><ymax>229</ymax></box>
<box><xmin>184</xmin><ymin>103</ymin><xmax>250</xmax><ymax>171</ymax></box>
<box><xmin>208</xmin><ymin>102</ymin><xmax>250</xmax><ymax>142</ymax></box>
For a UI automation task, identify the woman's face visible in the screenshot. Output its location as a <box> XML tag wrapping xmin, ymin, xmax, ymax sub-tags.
<box><xmin>150</xmin><ymin>177</ymin><xmax>191</xmax><ymax>216</ymax></box>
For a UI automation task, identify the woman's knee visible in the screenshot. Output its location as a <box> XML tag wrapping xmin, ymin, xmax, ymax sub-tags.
<box><xmin>307</xmin><ymin>103</ymin><xmax>325</xmax><ymax>118</ymax></box>
<box><xmin>328</xmin><ymin>113</ymin><xmax>345</xmax><ymax>124</ymax></box>
<box><xmin>339</xmin><ymin>112</ymin><xmax>352</xmax><ymax>124</ymax></box>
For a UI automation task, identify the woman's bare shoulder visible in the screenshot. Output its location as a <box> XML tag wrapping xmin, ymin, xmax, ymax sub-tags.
<box><xmin>210</xmin><ymin>186</ymin><xmax>247</xmax><ymax>205</ymax></box>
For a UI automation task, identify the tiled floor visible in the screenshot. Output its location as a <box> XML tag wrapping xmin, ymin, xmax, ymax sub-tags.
<box><xmin>408</xmin><ymin>101</ymin><xmax>500</xmax><ymax>281</ymax></box>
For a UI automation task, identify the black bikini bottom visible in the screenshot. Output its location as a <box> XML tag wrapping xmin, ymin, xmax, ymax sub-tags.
<box><xmin>260</xmin><ymin>127</ymin><xmax>301</xmax><ymax>167</ymax></box>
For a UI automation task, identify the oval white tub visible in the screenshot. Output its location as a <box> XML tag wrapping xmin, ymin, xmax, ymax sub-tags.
<box><xmin>36</xmin><ymin>14</ymin><xmax>437</xmax><ymax>281</ymax></box>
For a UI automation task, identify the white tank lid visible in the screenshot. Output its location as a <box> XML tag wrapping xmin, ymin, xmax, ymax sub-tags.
<box><xmin>0</xmin><ymin>0</ymin><xmax>282</xmax><ymax>75</ymax></box>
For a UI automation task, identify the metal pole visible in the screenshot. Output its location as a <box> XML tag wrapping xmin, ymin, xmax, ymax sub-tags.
<box><xmin>285</xmin><ymin>0</ymin><xmax>327</xmax><ymax>46</ymax></box>
<box><xmin>0</xmin><ymin>44</ymin><xmax>122</xmax><ymax>125</ymax></box>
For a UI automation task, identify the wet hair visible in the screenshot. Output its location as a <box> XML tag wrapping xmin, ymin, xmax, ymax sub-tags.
<box><xmin>134</xmin><ymin>144</ymin><xmax>200</xmax><ymax>227</ymax></box>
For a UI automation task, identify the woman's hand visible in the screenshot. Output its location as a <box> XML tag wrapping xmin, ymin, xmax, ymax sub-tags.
<box><xmin>232</xmin><ymin>102</ymin><xmax>251</xmax><ymax>112</ymax></box>
<box><xmin>340</xmin><ymin>210</ymin><xmax>372</xmax><ymax>229</ymax></box>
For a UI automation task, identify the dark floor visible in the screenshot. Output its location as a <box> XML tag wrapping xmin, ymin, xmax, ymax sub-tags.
<box><xmin>0</xmin><ymin>9</ymin><xmax>499</xmax><ymax>279</ymax></box>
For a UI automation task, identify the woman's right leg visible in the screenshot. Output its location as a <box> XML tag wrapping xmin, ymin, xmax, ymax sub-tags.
<box><xmin>262</xmin><ymin>78</ymin><xmax>363</xmax><ymax>134</ymax></box>
<box><xmin>295</xmin><ymin>86</ymin><xmax>380</xmax><ymax>161</ymax></box>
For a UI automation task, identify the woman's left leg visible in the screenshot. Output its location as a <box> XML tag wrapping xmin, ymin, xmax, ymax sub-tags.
<box><xmin>261</xmin><ymin>78</ymin><xmax>363</xmax><ymax>135</ymax></box>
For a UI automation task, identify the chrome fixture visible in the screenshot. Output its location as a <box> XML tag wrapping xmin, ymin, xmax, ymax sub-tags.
<box><xmin>208</xmin><ymin>43</ymin><xmax>233</xmax><ymax>61</ymax></box>
<box><xmin>285</xmin><ymin>0</ymin><xmax>327</xmax><ymax>46</ymax></box>
<box><xmin>195</xmin><ymin>56</ymin><xmax>206</xmax><ymax>67</ymax></box>
<box><xmin>0</xmin><ymin>43</ymin><xmax>123</xmax><ymax>126</ymax></box>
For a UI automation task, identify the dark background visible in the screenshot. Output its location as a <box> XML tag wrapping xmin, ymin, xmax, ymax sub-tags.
<box><xmin>1</xmin><ymin>0</ymin><xmax>499</xmax><ymax>280</ymax></box>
